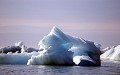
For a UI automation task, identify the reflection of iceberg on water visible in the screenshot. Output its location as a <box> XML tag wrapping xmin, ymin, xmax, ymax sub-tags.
<box><xmin>27</xmin><ymin>26</ymin><xmax>101</xmax><ymax>66</ymax></box>
<box><xmin>0</xmin><ymin>26</ymin><xmax>101</xmax><ymax>66</ymax></box>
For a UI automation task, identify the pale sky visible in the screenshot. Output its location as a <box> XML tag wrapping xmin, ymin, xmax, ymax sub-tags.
<box><xmin>0</xmin><ymin>0</ymin><xmax>120</xmax><ymax>48</ymax></box>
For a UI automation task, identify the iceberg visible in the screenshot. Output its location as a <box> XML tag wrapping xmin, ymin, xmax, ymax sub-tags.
<box><xmin>27</xmin><ymin>26</ymin><xmax>101</xmax><ymax>66</ymax></box>
<box><xmin>101</xmin><ymin>45</ymin><xmax>120</xmax><ymax>61</ymax></box>
<box><xmin>0</xmin><ymin>41</ymin><xmax>25</xmax><ymax>53</ymax></box>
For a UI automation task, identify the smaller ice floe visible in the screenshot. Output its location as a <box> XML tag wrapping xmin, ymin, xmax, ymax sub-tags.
<box><xmin>27</xmin><ymin>26</ymin><xmax>101</xmax><ymax>66</ymax></box>
<box><xmin>0</xmin><ymin>41</ymin><xmax>25</xmax><ymax>53</ymax></box>
<box><xmin>0</xmin><ymin>41</ymin><xmax>39</xmax><ymax>53</ymax></box>
<box><xmin>101</xmin><ymin>45</ymin><xmax>120</xmax><ymax>61</ymax></box>
<box><xmin>0</xmin><ymin>46</ymin><xmax>21</xmax><ymax>53</ymax></box>
<box><xmin>0</xmin><ymin>52</ymin><xmax>39</xmax><ymax>65</ymax></box>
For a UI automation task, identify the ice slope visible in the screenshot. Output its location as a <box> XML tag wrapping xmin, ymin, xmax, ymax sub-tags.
<box><xmin>28</xmin><ymin>26</ymin><xmax>101</xmax><ymax>66</ymax></box>
<box><xmin>101</xmin><ymin>45</ymin><xmax>120</xmax><ymax>61</ymax></box>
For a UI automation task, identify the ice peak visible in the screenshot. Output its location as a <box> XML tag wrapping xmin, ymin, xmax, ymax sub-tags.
<box><xmin>49</xmin><ymin>26</ymin><xmax>64</xmax><ymax>36</ymax></box>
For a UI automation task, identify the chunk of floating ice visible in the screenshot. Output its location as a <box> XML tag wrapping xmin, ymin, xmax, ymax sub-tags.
<box><xmin>0</xmin><ymin>46</ymin><xmax>21</xmax><ymax>53</ymax></box>
<box><xmin>27</xmin><ymin>26</ymin><xmax>101</xmax><ymax>66</ymax></box>
<box><xmin>101</xmin><ymin>45</ymin><xmax>120</xmax><ymax>61</ymax></box>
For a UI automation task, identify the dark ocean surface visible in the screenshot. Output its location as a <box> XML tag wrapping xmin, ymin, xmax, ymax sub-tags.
<box><xmin>0</xmin><ymin>61</ymin><xmax>120</xmax><ymax>75</ymax></box>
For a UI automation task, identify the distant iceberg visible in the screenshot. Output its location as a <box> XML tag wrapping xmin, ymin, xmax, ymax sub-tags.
<box><xmin>101</xmin><ymin>45</ymin><xmax>120</xmax><ymax>61</ymax></box>
<box><xmin>0</xmin><ymin>46</ymin><xmax>21</xmax><ymax>53</ymax></box>
<box><xmin>27</xmin><ymin>26</ymin><xmax>101</xmax><ymax>66</ymax></box>
<box><xmin>0</xmin><ymin>41</ymin><xmax>39</xmax><ymax>54</ymax></box>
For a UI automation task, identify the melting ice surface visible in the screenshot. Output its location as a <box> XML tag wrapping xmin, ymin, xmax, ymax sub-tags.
<box><xmin>0</xmin><ymin>26</ymin><xmax>101</xmax><ymax>66</ymax></box>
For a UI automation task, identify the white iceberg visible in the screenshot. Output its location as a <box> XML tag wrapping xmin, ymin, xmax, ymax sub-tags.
<box><xmin>101</xmin><ymin>45</ymin><xmax>120</xmax><ymax>61</ymax></box>
<box><xmin>27</xmin><ymin>26</ymin><xmax>101</xmax><ymax>66</ymax></box>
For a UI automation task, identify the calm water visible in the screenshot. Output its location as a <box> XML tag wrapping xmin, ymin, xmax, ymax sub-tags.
<box><xmin>0</xmin><ymin>61</ymin><xmax>120</xmax><ymax>75</ymax></box>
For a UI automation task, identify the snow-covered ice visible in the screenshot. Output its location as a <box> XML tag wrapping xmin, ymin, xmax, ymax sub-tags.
<box><xmin>101</xmin><ymin>45</ymin><xmax>120</xmax><ymax>61</ymax></box>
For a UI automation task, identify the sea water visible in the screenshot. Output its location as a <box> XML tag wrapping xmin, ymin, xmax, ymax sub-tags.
<box><xmin>0</xmin><ymin>61</ymin><xmax>120</xmax><ymax>75</ymax></box>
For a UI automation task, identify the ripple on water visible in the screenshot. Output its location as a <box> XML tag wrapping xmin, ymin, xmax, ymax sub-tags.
<box><xmin>0</xmin><ymin>61</ymin><xmax>120</xmax><ymax>75</ymax></box>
